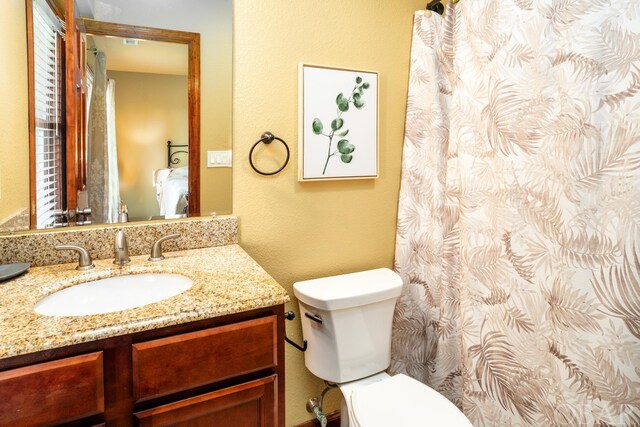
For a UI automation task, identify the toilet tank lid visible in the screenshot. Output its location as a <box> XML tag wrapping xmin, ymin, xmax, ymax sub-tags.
<box><xmin>293</xmin><ymin>268</ymin><xmax>403</xmax><ymax>311</ymax></box>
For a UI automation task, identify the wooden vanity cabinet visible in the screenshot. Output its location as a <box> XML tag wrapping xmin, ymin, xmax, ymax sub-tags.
<box><xmin>134</xmin><ymin>375</ymin><xmax>277</xmax><ymax>427</ymax></box>
<box><xmin>0</xmin><ymin>305</ymin><xmax>285</xmax><ymax>427</ymax></box>
<box><xmin>0</xmin><ymin>352</ymin><xmax>104</xmax><ymax>426</ymax></box>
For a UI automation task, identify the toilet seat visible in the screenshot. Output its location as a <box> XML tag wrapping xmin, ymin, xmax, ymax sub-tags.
<box><xmin>340</xmin><ymin>373</ymin><xmax>472</xmax><ymax>427</ymax></box>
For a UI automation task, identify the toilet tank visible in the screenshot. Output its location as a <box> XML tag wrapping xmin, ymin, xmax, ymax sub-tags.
<box><xmin>293</xmin><ymin>268</ymin><xmax>403</xmax><ymax>383</ymax></box>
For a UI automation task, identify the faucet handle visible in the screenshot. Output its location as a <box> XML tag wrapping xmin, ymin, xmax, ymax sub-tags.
<box><xmin>148</xmin><ymin>233</ymin><xmax>180</xmax><ymax>262</ymax></box>
<box><xmin>55</xmin><ymin>245</ymin><xmax>95</xmax><ymax>271</ymax></box>
<box><xmin>114</xmin><ymin>230</ymin><xmax>131</xmax><ymax>265</ymax></box>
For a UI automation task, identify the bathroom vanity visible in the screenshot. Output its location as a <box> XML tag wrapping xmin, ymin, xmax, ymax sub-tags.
<box><xmin>0</xmin><ymin>238</ymin><xmax>289</xmax><ymax>427</ymax></box>
<box><xmin>0</xmin><ymin>306</ymin><xmax>283</xmax><ymax>426</ymax></box>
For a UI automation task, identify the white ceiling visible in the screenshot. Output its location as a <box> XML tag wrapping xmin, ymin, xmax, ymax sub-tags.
<box><xmin>74</xmin><ymin>0</ymin><xmax>94</xmax><ymax>18</ymax></box>
<box><xmin>88</xmin><ymin>35</ymin><xmax>188</xmax><ymax>76</ymax></box>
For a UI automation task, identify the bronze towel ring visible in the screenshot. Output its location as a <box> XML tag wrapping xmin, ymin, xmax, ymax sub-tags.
<box><xmin>249</xmin><ymin>132</ymin><xmax>290</xmax><ymax>176</ymax></box>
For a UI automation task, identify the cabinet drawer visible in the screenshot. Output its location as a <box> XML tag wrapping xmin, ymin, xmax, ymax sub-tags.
<box><xmin>134</xmin><ymin>375</ymin><xmax>277</xmax><ymax>427</ymax></box>
<box><xmin>133</xmin><ymin>315</ymin><xmax>277</xmax><ymax>401</ymax></box>
<box><xmin>0</xmin><ymin>352</ymin><xmax>104</xmax><ymax>426</ymax></box>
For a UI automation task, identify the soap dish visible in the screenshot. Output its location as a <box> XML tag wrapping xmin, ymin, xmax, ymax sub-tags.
<box><xmin>0</xmin><ymin>263</ymin><xmax>31</xmax><ymax>282</ymax></box>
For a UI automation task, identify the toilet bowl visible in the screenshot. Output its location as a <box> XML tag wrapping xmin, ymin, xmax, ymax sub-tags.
<box><xmin>339</xmin><ymin>372</ymin><xmax>471</xmax><ymax>427</ymax></box>
<box><xmin>293</xmin><ymin>268</ymin><xmax>472</xmax><ymax>427</ymax></box>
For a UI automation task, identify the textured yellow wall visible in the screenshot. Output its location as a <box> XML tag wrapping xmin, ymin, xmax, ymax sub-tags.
<box><xmin>0</xmin><ymin>0</ymin><xmax>29</xmax><ymax>224</ymax></box>
<box><xmin>232</xmin><ymin>1</ymin><xmax>425</xmax><ymax>424</ymax></box>
<box><xmin>109</xmin><ymin>71</ymin><xmax>189</xmax><ymax>219</ymax></box>
<box><xmin>198</xmin><ymin>0</ymin><xmax>233</xmax><ymax>216</ymax></box>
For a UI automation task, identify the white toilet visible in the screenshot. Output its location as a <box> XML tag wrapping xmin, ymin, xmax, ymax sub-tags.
<box><xmin>294</xmin><ymin>268</ymin><xmax>472</xmax><ymax>427</ymax></box>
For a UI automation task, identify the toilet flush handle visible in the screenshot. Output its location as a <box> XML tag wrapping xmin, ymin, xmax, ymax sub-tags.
<box><xmin>304</xmin><ymin>312</ymin><xmax>323</xmax><ymax>324</ymax></box>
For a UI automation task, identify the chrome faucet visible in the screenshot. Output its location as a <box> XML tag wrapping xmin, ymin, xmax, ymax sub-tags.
<box><xmin>113</xmin><ymin>230</ymin><xmax>131</xmax><ymax>265</ymax></box>
<box><xmin>148</xmin><ymin>233</ymin><xmax>181</xmax><ymax>261</ymax></box>
<box><xmin>119</xmin><ymin>201</ymin><xmax>129</xmax><ymax>223</ymax></box>
<box><xmin>55</xmin><ymin>245</ymin><xmax>94</xmax><ymax>270</ymax></box>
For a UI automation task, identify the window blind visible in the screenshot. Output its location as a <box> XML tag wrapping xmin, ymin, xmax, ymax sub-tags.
<box><xmin>33</xmin><ymin>1</ymin><xmax>65</xmax><ymax>229</ymax></box>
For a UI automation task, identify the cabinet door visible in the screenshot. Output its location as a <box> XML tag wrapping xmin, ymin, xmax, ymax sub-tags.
<box><xmin>135</xmin><ymin>375</ymin><xmax>277</xmax><ymax>427</ymax></box>
<box><xmin>0</xmin><ymin>352</ymin><xmax>104</xmax><ymax>426</ymax></box>
<box><xmin>132</xmin><ymin>315</ymin><xmax>277</xmax><ymax>402</ymax></box>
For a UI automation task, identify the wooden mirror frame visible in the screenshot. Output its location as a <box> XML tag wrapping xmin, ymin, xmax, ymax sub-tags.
<box><xmin>82</xmin><ymin>19</ymin><xmax>201</xmax><ymax>216</ymax></box>
<box><xmin>26</xmin><ymin>2</ymin><xmax>201</xmax><ymax>229</ymax></box>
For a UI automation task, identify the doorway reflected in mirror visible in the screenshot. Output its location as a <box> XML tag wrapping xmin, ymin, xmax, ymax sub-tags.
<box><xmin>84</xmin><ymin>35</ymin><xmax>191</xmax><ymax>222</ymax></box>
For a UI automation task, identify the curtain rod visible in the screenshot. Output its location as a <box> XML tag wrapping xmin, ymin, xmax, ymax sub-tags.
<box><xmin>426</xmin><ymin>0</ymin><xmax>444</xmax><ymax>15</ymax></box>
<box><xmin>426</xmin><ymin>0</ymin><xmax>459</xmax><ymax>15</ymax></box>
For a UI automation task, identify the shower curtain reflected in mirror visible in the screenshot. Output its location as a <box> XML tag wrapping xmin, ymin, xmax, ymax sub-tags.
<box><xmin>87</xmin><ymin>51</ymin><xmax>120</xmax><ymax>223</ymax></box>
<box><xmin>392</xmin><ymin>2</ymin><xmax>640</xmax><ymax>425</ymax></box>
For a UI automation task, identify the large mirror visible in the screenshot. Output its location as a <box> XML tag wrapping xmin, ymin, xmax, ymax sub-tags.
<box><xmin>0</xmin><ymin>0</ymin><xmax>232</xmax><ymax>233</ymax></box>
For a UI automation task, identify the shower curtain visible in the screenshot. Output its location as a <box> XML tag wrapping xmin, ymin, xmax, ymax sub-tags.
<box><xmin>87</xmin><ymin>51</ymin><xmax>120</xmax><ymax>223</ymax></box>
<box><xmin>392</xmin><ymin>1</ymin><xmax>640</xmax><ymax>425</ymax></box>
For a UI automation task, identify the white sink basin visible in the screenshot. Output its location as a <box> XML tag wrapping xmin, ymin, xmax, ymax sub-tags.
<box><xmin>34</xmin><ymin>273</ymin><xmax>193</xmax><ymax>316</ymax></box>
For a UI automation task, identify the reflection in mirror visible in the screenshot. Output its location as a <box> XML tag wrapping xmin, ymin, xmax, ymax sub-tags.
<box><xmin>29</xmin><ymin>0</ymin><xmax>66</xmax><ymax>229</ymax></box>
<box><xmin>85</xmin><ymin>35</ymin><xmax>190</xmax><ymax>223</ymax></box>
<box><xmin>0</xmin><ymin>0</ymin><xmax>232</xmax><ymax>234</ymax></box>
<box><xmin>29</xmin><ymin>11</ymin><xmax>200</xmax><ymax>228</ymax></box>
<box><xmin>83</xmin><ymin>19</ymin><xmax>201</xmax><ymax>227</ymax></box>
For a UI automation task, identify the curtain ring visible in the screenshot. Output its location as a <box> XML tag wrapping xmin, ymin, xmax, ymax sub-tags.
<box><xmin>249</xmin><ymin>132</ymin><xmax>290</xmax><ymax>176</ymax></box>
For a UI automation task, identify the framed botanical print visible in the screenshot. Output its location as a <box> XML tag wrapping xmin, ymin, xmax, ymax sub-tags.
<box><xmin>298</xmin><ymin>64</ymin><xmax>379</xmax><ymax>181</ymax></box>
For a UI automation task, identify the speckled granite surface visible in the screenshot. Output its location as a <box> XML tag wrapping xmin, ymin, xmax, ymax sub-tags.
<box><xmin>0</xmin><ymin>216</ymin><xmax>238</xmax><ymax>267</ymax></box>
<box><xmin>0</xmin><ymin>244</ymin><xmax>289</xmax><ymax>359</ymax></box>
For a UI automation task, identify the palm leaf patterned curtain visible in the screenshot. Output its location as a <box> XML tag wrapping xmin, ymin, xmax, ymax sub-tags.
<box><xmin>87</xmin><ymin>51</ymin><xmax>120</xmax><ymax>224</ymax></box>
<box><xmin>392</xmin><ymin>1</ymin><xmax>640</xmax><ymax>425</ymax></box>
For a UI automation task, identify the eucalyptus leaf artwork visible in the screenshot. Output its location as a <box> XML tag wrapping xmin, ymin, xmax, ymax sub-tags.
<box><xmin>311</xmin><ymin>77</ymin><xmax>370</xmax><ymax>174</ymax></box>
<box><xmin>299</xmin><ymin>65</ymin><xmax>378</xmax><ymax>181</ymax></box>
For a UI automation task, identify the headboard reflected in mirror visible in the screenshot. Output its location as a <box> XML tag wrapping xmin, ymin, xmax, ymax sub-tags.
<box><xmin>0</xmin><ymin>0</ymin><xmax>232</xmax><ymax>234</ymax></box>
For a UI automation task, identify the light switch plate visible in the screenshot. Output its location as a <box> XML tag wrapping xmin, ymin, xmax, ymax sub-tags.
<box><xmin>207</xmin><ymin>150</ymin><xmax>232</xmax><ymax>168</ymax></box>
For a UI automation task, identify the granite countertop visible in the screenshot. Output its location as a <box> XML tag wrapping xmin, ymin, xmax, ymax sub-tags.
<box><xmin>0</xmin><ymin>244</ymin><xmax>290</xmax><ymax>359</ymax></box>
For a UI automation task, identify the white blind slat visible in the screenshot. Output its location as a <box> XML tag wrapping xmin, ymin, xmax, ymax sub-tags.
<box><xmin>33</xmin><ymin>0</ymin><xmax>65</xmax><ymax>229</ymax></box>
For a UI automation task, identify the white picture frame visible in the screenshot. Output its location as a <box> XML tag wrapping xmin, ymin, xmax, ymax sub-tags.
<box><xmin>298</xmin><ymin>64</ymin><xmax>379</xmax><ymax>181</ymax></box>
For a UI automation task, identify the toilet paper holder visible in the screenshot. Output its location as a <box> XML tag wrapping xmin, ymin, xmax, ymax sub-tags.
<box><xmin>284</xmin><ymin>311</ymin><xmax>308</xmax><ymax>352</ymax></box>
